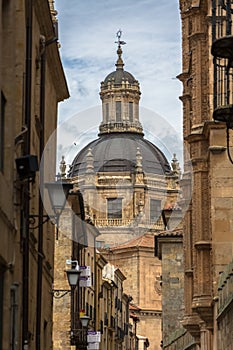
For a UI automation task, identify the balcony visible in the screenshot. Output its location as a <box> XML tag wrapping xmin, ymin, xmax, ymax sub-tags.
<box><xmin>93</xmin><ymin>218</ymin><xmax>164</xmax><ymax>229</ymax></box>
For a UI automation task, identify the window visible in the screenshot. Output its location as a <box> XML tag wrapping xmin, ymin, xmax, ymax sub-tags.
<box><xmin>150</xmin><ymin>199</ymin><xmax>161</xmax><ymax>221</ymax></box>
<box><xmin>116</xmin><ymin>101</ymin><xmax>121</xmax><ymax>122</ymax></box>
<box><xmin>10</xmin><ymin>284</ymin><xmax>19</xmax><ymax>350</ymax></box>
<box><xmin>0</xmin><ymin>92</ymin><xmax>6</xmax><ymax>171</ymax></box>
<box><xmin>107</xmin><ymin>198</ymin><xmax>122</xmax><ymax>219</ymax></box>
<box><xmin>129</xmin><ymin>102</ymin><xmax>133</xmax><ymax>122</ymax></box>
<box><xmin>105</xmin><ymin>103</ymin><xmax>109</xmax><ymax>120</ymax></box>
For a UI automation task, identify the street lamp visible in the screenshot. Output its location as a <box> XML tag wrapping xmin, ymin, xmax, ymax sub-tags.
<box><xmin>45</xmin><ymin>181</ymin><xmax>73</xmax><ymax>217</ymax></box>
<box><xmin>66</xmin><ymin>268</ymin><xmax>81</xmax><ymax>288</ymax></box>
<box><xmin>26</xmin><ymin>180</ymin><xmax>72</xmax><ymax>230</ymax></box>
<box><xmin>52</xmin><ymin>261</ymin><xmax>90</xmax><ymax>348</ymax></box>
<box><xmin>72</xmin><ymin>315</ymin><xmax>90</xmax><ymax>349</ymax></box>
<box><xmin>80</xmin><ymin>315</ymin><xmax>90</xmax><ymax>328</ymax></box>
<box><xmin>44</xmin><ymin>180</ymin><xmax>73</xmax><ymax>238</ymax></box>
<box><xmin>52</xmin><ymin>262</ymin><xmax>81</xmax><ymax>299</ymax></box>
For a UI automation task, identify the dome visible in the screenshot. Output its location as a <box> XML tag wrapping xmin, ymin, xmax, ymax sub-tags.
<box><xmin>103</xmin><ymin>69</ymin><xmax>137</xmax><ymax>86</ymax></box>
<box><xmin>68</xmin><ymin>133</ymin><xmax>171</xmax><ymax>177</ymax></box>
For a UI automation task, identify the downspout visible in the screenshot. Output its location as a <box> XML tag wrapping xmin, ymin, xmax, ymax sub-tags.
<box><xmin>35</xmin><ymin>37</ymin><xmax>45</xmax><ymax>350</ymax></box>
<box><xmin>22</xmin><ymin>0</ymin><xmax>32</xmax><ymax>348</ymax></box>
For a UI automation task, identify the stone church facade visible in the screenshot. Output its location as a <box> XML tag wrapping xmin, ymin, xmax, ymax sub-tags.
<box><xmin>67</xmin><ymin>36</ymin><xmax>182</xmax><ymax>349</ymax></box>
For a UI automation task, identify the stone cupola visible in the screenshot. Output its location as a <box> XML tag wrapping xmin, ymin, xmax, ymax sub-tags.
<box><xmin>99</xmin><ymin>31</ymin><xmax>143</xmax><ymax>135</ymax></box>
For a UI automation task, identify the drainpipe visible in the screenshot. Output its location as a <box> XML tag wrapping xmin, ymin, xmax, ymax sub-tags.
<box><xmin>22</xmin><ymin>0</ymin><xmax>32</xmax><ymax>348</ymax></box>
<box><xmin>35</xmin><ymin>36</ymin><xmax>45</xmax><ymax>350</ymax></box>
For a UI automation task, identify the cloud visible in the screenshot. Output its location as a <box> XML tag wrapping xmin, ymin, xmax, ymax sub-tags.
<box><xmin>54</xmin><ymin>0</ymin><xmax>182</xmax><ymax>151</ymax></box>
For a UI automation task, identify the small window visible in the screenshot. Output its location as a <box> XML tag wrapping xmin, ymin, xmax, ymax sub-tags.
<box><xmin>129</xmin><ymin>102</ymin><xmax>133</xmax><ymax>122</ymax></box>
<box><xmin>0</xmin><ymin>92</ymin><xmax>6</xmax><ymax>171</ymax></box>
<box><xmin>10</xmin><ymin>284</ymin><xmax>19</xmax><ymax>350</ymax></box>
<box><xmin>107</xmin><ymin>198</ymin><xmax>122</xmax><ymax>219</ymax></box>
<box><xmin>105</xmin><ymin>103</ymin><xmax>109</xmax><ymax>120</ymax></box>
<box><xmin>150</xmin><ymin>199</ymin><xmax>161</xmax><ymax>221</ymax></box>
<box><xmin>116</xmin><ymin>101</ymin><xmax>121</xmax><ymax>122</ymax></box>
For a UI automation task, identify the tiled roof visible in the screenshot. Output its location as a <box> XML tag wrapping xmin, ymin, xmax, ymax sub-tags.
<box><xmin>157</xmin><ymin>229</ymin><xmax>183</xmax><ymax>238</ymax></box>
<box><xmin>110</xmin><ymin>233</ymin><xmax>155</xmax><ymax>250</ymax></box>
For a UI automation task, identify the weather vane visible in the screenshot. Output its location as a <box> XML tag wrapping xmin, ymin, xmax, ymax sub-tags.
<box><xmin>115</xmin><ymin>29</ymin><xmax>126</xmax><ymax>47</ymax></box>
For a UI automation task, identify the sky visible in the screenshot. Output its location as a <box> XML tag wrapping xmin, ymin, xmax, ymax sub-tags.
<box><xmin>53</xmin><ymin>0</ymin><xmax>183</xmax><ymax>170</ymax></box>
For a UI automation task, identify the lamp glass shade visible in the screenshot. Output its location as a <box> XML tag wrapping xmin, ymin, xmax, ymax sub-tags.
<box><xmin>66</xmin><ymin>269</ymin><xmax>81</xmax><ymax>287</ymax></box>
<box><xmin>45</xmin><ymin>182</ymin><xmax>72</xmax><ymax>215</ymax></box>
<box><xmin>80</xmin><ymin>315</ymin><xmax>90</xmax><ymax>328</ymax></box>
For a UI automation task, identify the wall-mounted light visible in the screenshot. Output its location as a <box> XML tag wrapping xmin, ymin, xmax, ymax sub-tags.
<box><xmin>45</xmin><ymin>180</ymin><xmax>73</xmax><ymax>218</ymax></box>
<box><xmin>52</xmin><ymin>260</ymin><xmax>90</xmax><ymax>348</ymax></box>
<box><xmin>52</xmin><ymin>261</ymin><xmax>80</xmax><ymax>299</ymax></box>
<box><xmin>66</xmin><ymin>268</ymin><xmax>81</xmax><ymax>288</ymax></box>
<box><xmin>28</xmin><ymin>180</ymin><xmax>73</xmax><ymax>232</ymax></box>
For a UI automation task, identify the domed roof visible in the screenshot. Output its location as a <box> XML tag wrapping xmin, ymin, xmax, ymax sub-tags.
<box><xmin>68</xmin><ymin>133</ymin><xmax>171</xmax><ymax>177</ymax></box>
<box><xmin>104</xmin><ymin>69</ymin><xmax>137</xmax><ymax>85</ymax></box>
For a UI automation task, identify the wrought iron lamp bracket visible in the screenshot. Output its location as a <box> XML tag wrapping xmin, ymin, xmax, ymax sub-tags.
<box><xmin>52</xmin><ymin>289</ymin><xmax>71</xmax><ymax>299</ymax></box>
<box><xmin>29</xmin><ymin>214</ymin><xmax>56</xmax><ymax>229</ymax></box>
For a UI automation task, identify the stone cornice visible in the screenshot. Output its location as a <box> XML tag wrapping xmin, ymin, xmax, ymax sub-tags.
<box><xmin>185</xmin><ymin>121</ymin><xmax>226</xmax><ymax>145</ymax></box>
<box><xmin>194</xmin><ymin>240</ymin><xmax>211</xmax><ymax>250</ymax></box>
<box><xmin>192</xmin><ymin>296</ymin><xmax>213</xmax><ymax>326</ymax></box>
<box><xmin>209</xmin><ymin>146</ymin><xmax>226</xmax><ymax>154</ymax></box>
<box><xmin>202</xmin><ymin>120</ymin><xmax>226</xmax><ymax>138</ymax></box>
<box><xmin>139</xmin><ymin>309</ymin><xmax>162</xmax><ymax>317</ymax></box>
<box><xmin>180</xmin><ymin>313</ymin><xmax>201</xmax><ymax>342</ymax></box>
<box><xmin>189</xmin><ymin>32</ymin><xmax>207</xmax><ymax>42</ymax></box>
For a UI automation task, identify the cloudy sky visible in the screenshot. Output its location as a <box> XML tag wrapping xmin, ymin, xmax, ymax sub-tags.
<box><xmin>53</xmin><ymin>0</ymin><xmax>183</xmax><ymax>170</ymax></box>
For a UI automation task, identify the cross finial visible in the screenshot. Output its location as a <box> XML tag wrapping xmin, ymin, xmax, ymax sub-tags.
<box><xmin>115</xmin><ymin>29</ymin><xmax>126</xmax><ymax>48</ymax></box>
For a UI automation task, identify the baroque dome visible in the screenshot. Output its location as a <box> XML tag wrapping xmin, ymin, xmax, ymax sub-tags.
<box><xmin>68</xmin><ymin>133</ymin><xmax>171</xmax><ymax>177</ymax></box>
<box><xmin>69</xmin><ymin>34</ymin><xmax>171</xmax><ymax>178</ymax></box>
<box><xmin>103</xmin><ymin>69</ymin><xmax>137</xmax><ymax>86</ymax></box>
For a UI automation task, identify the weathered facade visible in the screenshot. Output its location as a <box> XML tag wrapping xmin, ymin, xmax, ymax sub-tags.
<box><xmin>0</xmin><ymin>0</ymin><xmax>68</xmax><ymax>349</ymax></box>
<box><xmin>156</xmin><ymin>230</ymin><xmax>184</xmax><ymax>347</ymax></box>
<box><xmin>216</xmin><ymin>260</ymin><xmax>233</xmax><ymax>349</ymax></box>
<box><xmin>166</xmin><ymin>1</ymin><xmax>233</xmax><ymax>349</ymax></box>
<box><xmin>53</xmin><ymin>208</ymin><xmax>132</xmax><ymax>350</ymax></box>
<box><xmin>103</xmin><ymin>233</ymin><xmax>162</xmax><ymax>350</ymax></box>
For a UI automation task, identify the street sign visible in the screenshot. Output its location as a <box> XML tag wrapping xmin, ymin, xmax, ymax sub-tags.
<box><xmin>87</xmin><ymin>331</ymin><xmax>101</xmax><ymax>343</ymax></box>
<box><xmin>80</xmin><ymin>265</ymin><xmax>91</xmax><ymax>277</ymax></box>
<box><xmin>79</xmin><ymin>276</ymin><xmax>92</xmax><ymax>287</ymax></box>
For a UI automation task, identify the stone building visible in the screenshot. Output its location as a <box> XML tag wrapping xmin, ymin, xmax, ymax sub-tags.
<box><xmin>67</xmin><ymin>34</ymin><xmax>182</xmax><ymax>349</ymax></box>
<box><xmin>52</xmin><ymin>190</ymin><xmax>132</xmax><ymax>350</ymax></box>
<box><xmin>156</xmin><ymin>230</ymin><xmax>197</xmax><ymax>350</ymax></box>
<box><xmin>103</xmin><ymin>233</ymin><xmax>162</xmax><ymax>350</ymax></box>
<box><xmin>159</xmin><ymin>1</ymin><xmax>233</xmax><ymax>349</ymax></box>
<box><xmin>0</xmin><ymin>0</ymin><xmax>68</xmax><ymax>349</ymax></box>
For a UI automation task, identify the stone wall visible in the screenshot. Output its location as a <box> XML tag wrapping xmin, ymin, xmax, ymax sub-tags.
<box><xmin>217</xmin><ymin>260</ymin><xmax>233</xmax><ymax>349</ymax></box>
<box><xmin>161</xmin><ymin>237</ymin><xmax>184</xmax><ymax>344</ymax></box>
